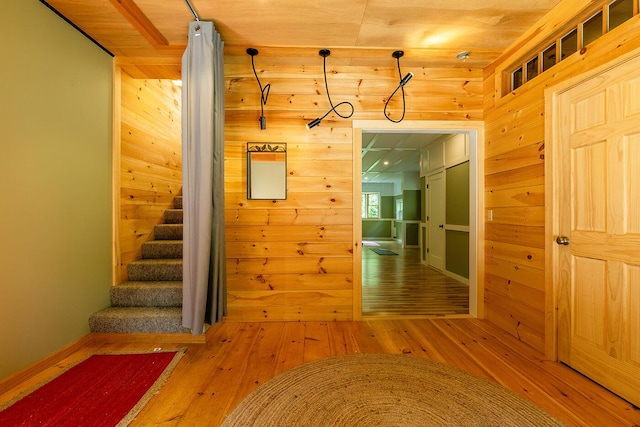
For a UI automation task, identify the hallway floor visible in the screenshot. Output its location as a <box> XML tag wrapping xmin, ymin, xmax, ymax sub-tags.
<box><xmin>362</xmin><ymin>240</ymin><xmax>469</xmax><ymax>317</ymax></box>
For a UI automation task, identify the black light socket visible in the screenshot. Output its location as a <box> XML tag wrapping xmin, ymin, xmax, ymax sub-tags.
<box><xmin>259</xmin><ymin>116</ymin><xmax>267</xmax><ymax>130</ymax></box>
<box><xmin>306</xmin><ymin>118</ymin><xmax>322</xmax><ymax>130</ymax></box>
<box><xmin>400</xmin><ymin>72</ymin><xmax>413</xmax><ymax>86</ymax></box>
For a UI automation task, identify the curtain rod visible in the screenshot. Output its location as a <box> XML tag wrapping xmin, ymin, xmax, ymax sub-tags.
<box><xmin>184</xmin><ymin>0</ymin><xmax>200</xmax><ymax>21</ymax></box>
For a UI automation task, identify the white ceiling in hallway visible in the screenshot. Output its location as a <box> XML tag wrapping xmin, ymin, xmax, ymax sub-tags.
<box><xmin>361</xmin><ymin>132</ymin><xmax>447</xmax><ymax>185</ymax></box>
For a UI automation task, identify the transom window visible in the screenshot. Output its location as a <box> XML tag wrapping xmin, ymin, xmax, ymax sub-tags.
<box><xmin>507</xmin><ymin>0</ymin><xmax>637</xmax><ymax>93</ymax></box>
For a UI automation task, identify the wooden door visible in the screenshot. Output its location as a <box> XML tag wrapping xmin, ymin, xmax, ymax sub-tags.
<box><xmin>554</xmin><ymin>55</ymin><xmax>640</xmax><ymax>406</ymax></box>
<box><xmin>427</xmin><ymin>172</ymin><xmax>445</xmax><ymax>270</ymax></box>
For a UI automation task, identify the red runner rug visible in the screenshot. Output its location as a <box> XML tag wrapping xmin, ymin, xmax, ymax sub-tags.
<box><xmin>0</xmin><ymin>349</ymin><xmax>184</xmax><ymax>426</ymax></box>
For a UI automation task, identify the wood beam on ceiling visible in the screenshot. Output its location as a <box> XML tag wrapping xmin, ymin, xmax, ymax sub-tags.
<box><xmin>108</xmin><ymin>0</ymin><xmax>168</xmax><ymax>48</ymax></box>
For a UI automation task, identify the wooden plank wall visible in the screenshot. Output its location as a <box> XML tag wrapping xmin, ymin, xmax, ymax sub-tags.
<box><xmin>119</xmin><ymin>72</ymin><xmax>182</xmax><ymax>281</ymax></box>
<box><xmin>223</xmin><ymin>49</ymin><xmax>483</xmax><ymax>321</ymax></box>
<box><xmin>483</xmin><ymin>0</ymin><xmax>640</xmax><ymax>352</ymax></box>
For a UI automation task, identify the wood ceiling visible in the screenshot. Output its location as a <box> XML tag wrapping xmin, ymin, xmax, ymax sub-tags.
<box><xmin>43</xmin><ymin>0</ymin><xmax>564</xmax><ymax>79</ymax></box>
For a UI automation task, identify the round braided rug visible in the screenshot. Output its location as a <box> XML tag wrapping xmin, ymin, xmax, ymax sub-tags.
<box><xmin>221</xmin><ymin>353</ymin><xmax>565</xmax><ymax>427</ymax></box>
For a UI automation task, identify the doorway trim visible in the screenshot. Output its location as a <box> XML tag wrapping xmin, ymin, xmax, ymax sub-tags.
<box><xmin>352</xmin><ymin>120</ymin><xmax>485</xmax><ymax>320</ymax></box>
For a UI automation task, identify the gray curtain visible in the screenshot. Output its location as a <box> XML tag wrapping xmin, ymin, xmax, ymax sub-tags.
<box><xmin>181</xmin><ymin>21</ymin><xmax>226</xmax><ymax>334</ymax></box>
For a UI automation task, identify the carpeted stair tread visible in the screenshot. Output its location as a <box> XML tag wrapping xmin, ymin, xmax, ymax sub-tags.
<box><xmin>89</xmin><ymin>307</ymin><xmax>190</xmax><ymax>334</ymax></box>
<box><xmin>111</xmin><ymin>281</ymin><xmax>182</xmax><ymax>307</ymax></box>
<box><xmin>154</xmin><ymin>224</ymin><xmax>183</xmax><ymax>240</ymax></box>
<box><xmin>128</xmin><ymin>259</ymin><xmax>182</xmax><ymax>281</ymax></box>
<box><xmin>164</xmin><ymin>209</ymin><xmax>183</xmax><ymax>224</ymax></box>
<box><xmin>88</xmin><ymin>196</ymin><xmax>187</xmax><ymax>335</ymax></box>
<box><xmin>142</xmin><ymin>240</ymin><xmax>183</xmax><ymax>259</ymax></box>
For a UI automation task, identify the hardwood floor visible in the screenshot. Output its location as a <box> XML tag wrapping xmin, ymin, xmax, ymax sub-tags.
<box><xmin>1</xmin><ymin>319</ymin><xmax>639</xmax><ymax>426</ymax></box>
<box><xmin>362</xmin><ymin>240</ymin><xmax>469</xmax><ymax>317</ymax></box>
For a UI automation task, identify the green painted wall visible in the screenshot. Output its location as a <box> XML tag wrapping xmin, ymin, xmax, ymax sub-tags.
<box><xmin>420</xmin><ymin>176</ymin><xmax>426</xmax><ymax>221</ymax></box>
<box><xmin>405</xmin><ymin>222</ymin><xmax>420</xmax><ymax>246</ymax></box>
<box><xmin>446</xmin><ymin>230</ymin><xmax>470</xmax><ymax>279</ymax></box>
<box><xmin>444</xmin><ymin>161</ymin><xmax>469</xmax><ymax>278</ymax></box>
<box><xmin>446</xmin><ymin>161</ymin><xmax>469</xmax><ymax>226</ymax></box>
<box><xmin>393</xmin><ymin>194</ymin><xmax>402</xmax><ymax>219</ymax></box>
<box><xmin>362</xmin><ymin>220</ymin><xmax>392</xmax><ymax>238</ymax></box>
<box><xmin>0</xmin><ymin>1</ymin><xmax>113</xmax><ymax>380</ymax></box>
<box><xmin>380</xmin><ymin>195</ymin><xmax>395</xmax><ymax>218</ymax></box>
<box><xmin>403</xmin><ymin>190</ymin><xmax>421</xmax><ymax>220</ymax></box>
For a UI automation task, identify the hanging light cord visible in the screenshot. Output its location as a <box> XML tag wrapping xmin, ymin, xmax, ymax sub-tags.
<box><xmin>319</xmin><ymin>52</ymin><xmax>354</xmax><ymax>122</ymax></box>
<box><xmin>250</xmin><ymin>54</ymin><xmax>270</xmax><ymax>122</ymax></box>
<box><xmin>246</xmin><ymin>48</ymin><xmax>270</xmax><ymax>129</ymax></box>
<box><xmin>384</xmin><ymin>54</ymin><xmax>410</xmax><ymax>123</ymax></box>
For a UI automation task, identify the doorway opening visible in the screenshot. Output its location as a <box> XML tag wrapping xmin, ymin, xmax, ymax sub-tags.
<box><xmin>352</xmin><ymin>120</ymin><xmax>484</xmax><ymax>320</ymax></box>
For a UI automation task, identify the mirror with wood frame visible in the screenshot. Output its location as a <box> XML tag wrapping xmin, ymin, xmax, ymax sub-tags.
<box><xmin>247</xmin><ymin>143</ymin><xmax>287</xmax><ymax>200</ymax></box>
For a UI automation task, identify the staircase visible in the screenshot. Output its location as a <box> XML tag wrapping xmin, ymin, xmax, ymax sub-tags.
<box><xmin>89</xmin><ymin>196</ymin><xmax>190</xmax><ymax>334</ymax></box>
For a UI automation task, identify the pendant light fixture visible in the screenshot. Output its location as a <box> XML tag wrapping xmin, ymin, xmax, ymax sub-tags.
<box><xmin>306</xmin><ymin>49</ymin><xmax>354</xmax><ymax>129</ymax></box>
<box><xmin>384</xmin><ymin>50</ymin><xmax>413</xmax><ymax>123</ymax></box>
<box><xmin>246</xmin><ymin>48</ymin><xmax>271</xmax><ymax>130</ymax></box>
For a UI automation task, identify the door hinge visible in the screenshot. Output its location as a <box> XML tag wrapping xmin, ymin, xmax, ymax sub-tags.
<box><xmin>426</xmin><ymin>248</ymin><xmax>429</xmax><ymax>253</ymax></box>
<box><xmin>426</xmin><ymin>184</ymin><xmax>429</xmax><ymax>189</ymax></box>
<box><xmin>426</xmin><ymin>215</ymin><xmax>429</xmax><ymax>221</ymax></box>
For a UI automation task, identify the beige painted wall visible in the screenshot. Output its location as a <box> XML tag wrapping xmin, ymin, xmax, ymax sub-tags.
<box><xmin>0</xmin><ymin>1</ymin><xmax>113</xmax><ymax>379</ymax></box>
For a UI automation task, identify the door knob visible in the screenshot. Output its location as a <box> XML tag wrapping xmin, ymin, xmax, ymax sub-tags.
<box><xmin>556</xmin><ymin>236</ymin><xmax>570</xmax><ymax>245</ymax></box>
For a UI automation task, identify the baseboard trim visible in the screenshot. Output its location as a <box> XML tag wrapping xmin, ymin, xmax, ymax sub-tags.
<box><xmin>89</xmin><ymin>332</ymin><xmax>206</xmax><ymax>344</ymax></box>
<box><xmin>0</xmin><ymin>334</ymin><xmax>93</xmax><ymax>396</ymax></box>
<box><xmin>362</xmin><ymin>313</ymin><xmax>473</xmax><ymax>320</ymax></box>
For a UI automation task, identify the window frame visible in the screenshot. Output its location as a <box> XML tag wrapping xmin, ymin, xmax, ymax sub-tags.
<box><xmin>503</xmin><ymin>0</ymin><xmax>639</xmax><ymax>95</ymax></box>
<box><xmin>362</xmin><ymin>192</ymin><xmax>381</xmax><ymax>219</ymax></box>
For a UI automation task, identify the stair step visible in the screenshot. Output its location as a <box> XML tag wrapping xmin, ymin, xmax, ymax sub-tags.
<box><xmin>89</xmin><ymin>307</ymin><xmax>190</xmax><ymax>334</ymax></box>
<box><xmin>89</xmin><ymin>199</ymin><xmax>189</xmax><ymax>335</ymax></box>
<box><xmin>111</xmin><ymin>281</ymin><xmax>182</xmax><ymax>307</ymax></box>
<box><xmin>164</xmin><ymin>209</ymin><xmax>183</xmax><ymax>224</ymax></box>
<box><xmin>154</xmin><ymin>224</ymin><xmax>183</xmax><ymax>240</ymax></box>
<box><xmin>142</xmin><ymin>240</ymin><xmax>182</xmax><ymax>259</ymax></box>
<box><xmin>128</xmin><ymin>259</ymin><xmax>182</xmax><ymax>281</ymax></box>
